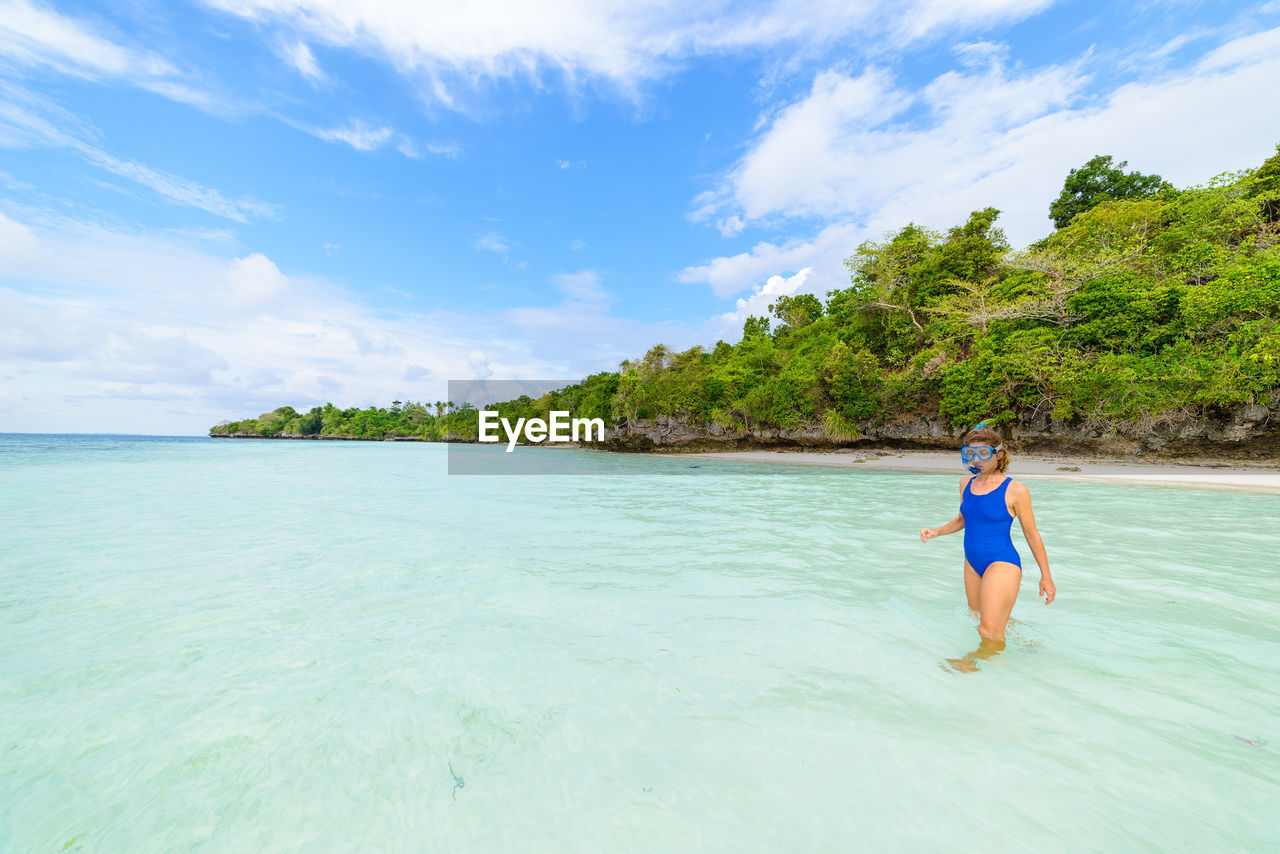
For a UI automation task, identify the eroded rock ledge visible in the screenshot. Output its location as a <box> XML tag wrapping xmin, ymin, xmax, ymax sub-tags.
<box><xmin>593</xmin><ymin>401</ymin><xmax>1279</xmax><ymax>461</ymax></box>
<box><xmin>212</xmin><ymin>399</ymin><xmax>1279</xmax><ymax>461</ymax></box>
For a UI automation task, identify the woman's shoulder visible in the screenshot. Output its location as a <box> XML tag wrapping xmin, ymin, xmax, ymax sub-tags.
<box><xmin>1005</xmin><ymin>477</ymin><xmax>1029</xmax><ymax>495</ymax></box>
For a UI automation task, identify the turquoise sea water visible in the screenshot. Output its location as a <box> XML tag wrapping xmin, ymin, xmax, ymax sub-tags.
<box><xmin>2</xmin><ymin>435</ymin><xmax>1278</xmax><ymax>852</ymax></box>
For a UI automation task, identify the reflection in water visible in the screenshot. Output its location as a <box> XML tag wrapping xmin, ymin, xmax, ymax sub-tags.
<box><xmin>944</xmin><ymin>637</ymin><xmax>1006</xmax><ymax>673</ymax></box>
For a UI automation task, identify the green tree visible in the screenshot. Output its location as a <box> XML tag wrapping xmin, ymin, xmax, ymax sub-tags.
<box><xmin>769</xmin><ymin>294</ymin><xmax>824</xmax><ymax>336</ymax></box>
<box><xmin>823</xmin><ymin>342</ymin><xmax>880</xmax><ymax>420</ymax></box>
<box><xmin>935</xmin><ymin>207</ymin><xmax>1009</xmax><ymax>285</ymax></box>
<box><xmin>844</xmin><ymin>223</ymin><xmax>940</xmax><ymax>333</ymax></box>
<box><xmin>742</xmin><ymin>315</ymin><xmax>770</xmax><ymax>339</ymax></box>
<box><xmin>298</xmin><ymin>407</ymin><xmax>323</xmax><ymax>435</ymax></box>
<box><xmin>1245</xmin><ymin>143</ymin><xmax>1280</xmax><ymax>202</ymax></box>
<box><xmin>1050</xmin><ymin>155</ymin><xmax>1171</xmax><ymax>229</ymax></box>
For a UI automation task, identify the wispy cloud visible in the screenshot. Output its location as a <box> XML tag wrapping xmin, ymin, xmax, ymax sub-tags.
<box><xmin>281</xmin><ymin>40</ymin><xmax>326</xmax><ymax>82</ymax></box>
<box><xmin>552</xmin><ymin>269</ymin><xmax>609</xmax><ymax>305</ymax></box>
<box><xmin>198</xmin><ymin>0</ymin><xmax>1058</xmax><ymax>106</ymax></box>
<box><xmin>0</xmin><ymin>0</ymin><xmax>212</xmax><ymax>108</ymax></box>
<box><xmin>305</xmin><ymin>118</ymin><xmax>394</xmax><ymax>151</ymax></box>
<box><xmin>394</xmin><ymin>137</ymin><xmax>458</xmax><ymax>159</ymax></box>
<box><xmin>473</xmin><ymin>231</ymin><xmax>517</xmax><ymax>260</ymax></box>
<box><xmin>0</xmin><ymin>0</ymin><xmax>174</xmax><ymax>78</ymax></box>
<box><xmin>0</xmin><ymin>82</ymin><xmax>276</xmax><ymax>221</ymax></box>
<box><xmin>289</xmin><ymin>117</ymin><xmax>451</xmax><ymax>158</ymax></box>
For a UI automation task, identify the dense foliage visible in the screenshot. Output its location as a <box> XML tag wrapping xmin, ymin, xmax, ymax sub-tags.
<box><xmin>213</xmin><ymin>147</ymin><xmax>1280</xmax><ymax>441</ymax></box>
<box><xmin>1048</xmin><ymin>154</ymin><xmax>1172</xmax><ymax>229</ymax></box>
<box><xmin>209</xmin><ymin>375</ymin><xmax>620</xmax><ymax>441</ymax></box>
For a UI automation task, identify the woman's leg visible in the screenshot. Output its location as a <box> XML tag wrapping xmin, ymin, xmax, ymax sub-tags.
<box><xmin>963</xmin><ymin>562</ymin><xmax>982</xmax><ymax>614</ymax></box>
<box><xmin>977</xmin><ymin>562</ymin><xmax>1022</xmax><ymax>641</ymax></box>
<box><xmin>946</xmin><ymin>562</ymin><xmax>1000</xmax><ymax>672</ymax></box>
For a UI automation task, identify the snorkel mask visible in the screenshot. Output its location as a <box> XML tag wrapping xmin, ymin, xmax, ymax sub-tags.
<box><xmin>961</xmin><ymin>420</ymin><xmax>1003</xmax><ymax>474</ymax></box>
<box><xmin>961</xmin><ymin>444</ymin><xmax>1003</xmax><ymax>474</ymax></box>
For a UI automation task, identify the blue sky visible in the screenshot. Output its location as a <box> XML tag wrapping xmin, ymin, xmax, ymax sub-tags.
<box><xmin>3</xmin><ymin>0</ymin><xmax>1280</xmax><ymax>434</ymax></box>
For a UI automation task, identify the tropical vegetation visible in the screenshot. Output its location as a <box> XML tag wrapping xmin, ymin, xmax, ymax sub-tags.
<box><xmin>212</xmin><ymin>145</ymin><xmax>1280</xmax><ymax>443</ymax></box>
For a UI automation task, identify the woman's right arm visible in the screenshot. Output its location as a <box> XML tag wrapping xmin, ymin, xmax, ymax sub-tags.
<box><xmin>920</xmin><ymin>478</ymin><xmax>968</xmax><ymax>543</ymax></box>
<box><xmin>920</xmin><ymin>514</ymin><xmax>964</xmax><ymax>543</ymax></box>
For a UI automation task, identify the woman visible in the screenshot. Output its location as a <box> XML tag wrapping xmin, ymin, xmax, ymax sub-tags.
<box><xmin>920</xmin><ymin>425</ymin><xmax>1056</xmax><ymax>657</ymax></box>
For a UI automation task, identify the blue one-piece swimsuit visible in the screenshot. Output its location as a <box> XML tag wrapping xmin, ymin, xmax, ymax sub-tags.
<box><xmin>960</xmin><ymin>476</ymin><xmax>1022</xmax><ymax>577</ymax></box>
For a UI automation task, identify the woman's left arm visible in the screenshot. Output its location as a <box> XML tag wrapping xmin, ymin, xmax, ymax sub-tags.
<box><xmin>1012</xmin><ymin>483</ymin><xmax>1056</xmax><ymax>604</ymax></box>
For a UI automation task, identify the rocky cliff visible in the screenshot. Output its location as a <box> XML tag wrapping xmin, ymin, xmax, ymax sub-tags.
<box><xmin>211</xmin><ymin>396</ymin><xmax>1280</xmax><ymax>460</ymax></box>
<box><xmin>594</xmin><ymin>395</ymin><xmax>1280</xmax><ymax>461</ymax></box>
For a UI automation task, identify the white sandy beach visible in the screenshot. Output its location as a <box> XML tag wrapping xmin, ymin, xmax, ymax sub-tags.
<box><xmin>676</xmin><ymin>448</ymin><xmax>1280</xmax><ymax>491</ymax></box>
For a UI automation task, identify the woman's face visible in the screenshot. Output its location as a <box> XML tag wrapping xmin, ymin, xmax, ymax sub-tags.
<box><xmin>961</xmin><ymin>443</ymin><xmax>1001</xmax><ymax>474</ymax></box>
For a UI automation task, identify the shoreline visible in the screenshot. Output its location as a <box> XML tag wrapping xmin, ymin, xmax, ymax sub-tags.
<box><xmin>207</xmin><ymin>434</ymin><xmax>1280</xmax><ymax>490</ymax></box>
<box><xmin>673</xmin><ymin>448</ymin><xmax>1280</xmax><ymax>491</ymax></box>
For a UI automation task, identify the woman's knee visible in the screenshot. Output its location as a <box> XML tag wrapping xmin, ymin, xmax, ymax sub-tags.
<box><xmin>977</xmin><ymin>621</ymin><xmax>1005</xmax><ymax>641</ymax></box>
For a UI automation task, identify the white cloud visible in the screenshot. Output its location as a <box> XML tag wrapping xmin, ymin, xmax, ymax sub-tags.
<box><xmin>283</xmin><ymin>40</ymin><xmax>326</xmax><ymax>81</ymax></box>
<box><xmin>289</xmin><ymin>118</ymin><xmax>451</xmax><ymax>158</ymax></box>
<box><xmin>0</xmin><ymin>0</ymin><xmax>173</xmax><ymax>77</ymax></box>
<box><xmin>0</xmin><ymin>0</ymin><xmax>210</xmax><ymax>107</ymax></box>
<box><xmin>403</xmin><ymin>363</ymin><xmax>433</xmax><ymax>381</ymax></box>
<box><xmin>466</xmin><ymin>350</ymin><xmax>493</xmax><ymax>380</ymax></box>
<box><xmin>715</xmin><ymin>214</ymin><xmax>746</xmax><ymax>238</ymax></box>
<box><xmin>0</xmin><ymin>286</ymin><xmax>98</xmax><ymax>362</ymax></box>
<box><xmin>490</xmin><ymin>269</ymin><xmax>696</xmax><ymax>372</ymax></box>
<box><xmin>679</xmin><ymin>222</ymin><xmax>864</xmax><ymax>298</ymax></box>
<box><xmin>698</xmin><ymin>58</ymin><xmax>1083</xmax><ymax>235</ymax></box>
<box><xmin>0</xmin><ymin>211</ymin><xmax>693</xmax><ymax>433</ymax></box>
<box><xmin>224</xmin><ymin>252</ymin><xmax>291</xmax><ymax>313</ymax></box>
<box><xmin>198</xmin><ymin>0</ymin><xmax>1057</xmax><ymax>103</ymax></box>
<box><xmin>0</xmin><ymin>210</ymin><xmax>39</xmax><ymax>258</ymax></box>
<box><xmin>91</xmin><ymin>149</ymin><xmax>278</xmax><ymax>220</ymax></box>
<box><xmin>1196</xmin><ymin>25</ymin><xmax>1280</xmax><ymax>70</ymax></box>
<box><xmin>685</xmin><ymin>26</ymin><xmax>1280</xmax><ymax>304</ymax></box>
<box><xmin>473</xmin><ymin>231</ymin><xmax>516</xmax><ymax>259</ymax></box>
<box><xmin>952</xmin><ymin>39</ymin><xmax>1010</xmax><ymax>68</ymax></box>
<box><xmin>92</xmin><ymin>330</ymin><xmax>229</xmax><ymax>386</ymax></box>
<box><xmin>393</xmin><ymin>137</ymin><xmax>458</xmax><ymax>159</ymax></box>
<box><xmin>552</xmin><ymin>269</ymin><xmax>608</xmax><ymax>304</ymax></box>
<box><xmin>304</xmin><ymin>118</ymin><xmax>395</xmax><ymax>151</ymax></box>
<box><xmin>895</xmin><ymin>0</ymin><xmax>1054</xmax><ymax>44</ymax></box>
<box><xmin>715</xmin><ymin>266</ymin><xmax>810</xmax><ymax>335</ymax></box>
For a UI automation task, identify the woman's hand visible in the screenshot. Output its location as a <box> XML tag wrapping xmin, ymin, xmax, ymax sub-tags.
<box><xmin>1039</xmin><ymin>575</ymin><xmax>1056</xmax><ymax>604</ymax></box>
<box><xmin>923</xmin><ymin>515</ymin><xmax>964</xmax><ymax>542</ymax></box>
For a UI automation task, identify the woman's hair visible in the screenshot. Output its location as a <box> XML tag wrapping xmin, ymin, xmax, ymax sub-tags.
<box><xmin>962</xmin><ymin>426</ymin><xmax>1010</xmax><ymax>473</ymax></box>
